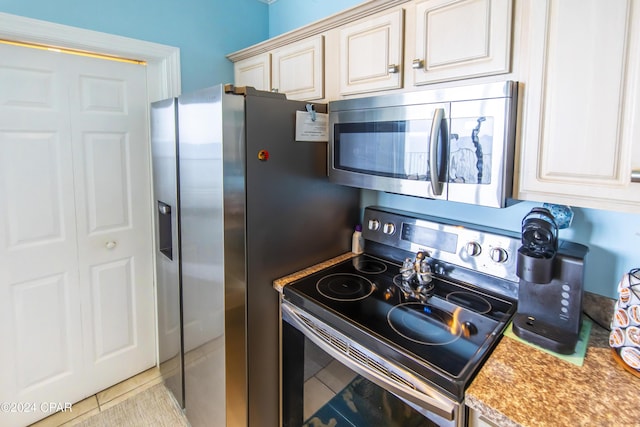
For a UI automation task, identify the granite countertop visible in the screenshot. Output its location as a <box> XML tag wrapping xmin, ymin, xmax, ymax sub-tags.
<box><xmin>273</xmin><ymin>252</ymin><xmax>356</xmax><ymax>293</ymax></box>
<box><xmin>274</xmin><ymin>254</ymin><xmax>640</xmax><ymax>426</ymax></box>
<box><xmin>466</xmin><ymin>321</ymin><xmax>640</xmax><ymax>426</ymax></box>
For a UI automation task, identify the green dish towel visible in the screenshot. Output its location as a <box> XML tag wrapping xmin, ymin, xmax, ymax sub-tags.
<box><xmin>503</xmin><ymin>318</ymin><xmax>592</xmax><ymax>367</ymax></box>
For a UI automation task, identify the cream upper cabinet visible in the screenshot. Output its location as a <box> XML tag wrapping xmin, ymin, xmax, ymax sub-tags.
<box><xmin>412</xmin><ymin>0</ymin><xmax>512</xmax><ymax>85</ymax></box>
<box><xmin>516</xmin><ymin>0</ymin><xmax>640</xmax><ymax>213</ymax></box>
<box><xmin>233</xmin><ymin>36</ymin><xmax>324</xmax><ymax>101</ymax></box>
<box><xmin>229</xmin><ymin>1</ymin><xmax>514</xmax><ymax>100</ymax></box>
<box><xmin>338</xmin><ymin>9</ymin><xmax>404</xmax><ymax>95</ymax></box>
<box><xmin>234</xmin><ymin>53</ymin><xmax>270</xmax><ymax>91</ymax></box>
<box><xmin>271</xmin><ymin>35</ymin><xmax>324</xmax><ymax>100</ymax></box>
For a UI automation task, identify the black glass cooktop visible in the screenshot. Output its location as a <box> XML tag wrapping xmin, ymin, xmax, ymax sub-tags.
<box><xmin>283</xmin><ymin>254</ymin><xmax>516</xmax><ymax>398</ymax></box>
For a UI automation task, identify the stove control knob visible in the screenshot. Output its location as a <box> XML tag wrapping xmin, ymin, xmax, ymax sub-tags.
<box><xmin>462</xmin><ymin>321</ymin><xmax>478</xmax><ymax>337</ymax></box>
<box><xmin>465</xmin><ymin>241</ymin><xmax>482</xmax><ymax>257</ymax></box>
<box><xmin>382</xmin><ymin>222</ymin><xmax>396</xmax><ymax>235</ymax></box>
<box><xmin>368</xmin><ymin>219</ymin><xmax>380</xmax><ymax>231</ymax></box>
<box><xmin>490</xmin><ymin>247</ymin><xmax>509</xmax><ymax>263</ymax></box>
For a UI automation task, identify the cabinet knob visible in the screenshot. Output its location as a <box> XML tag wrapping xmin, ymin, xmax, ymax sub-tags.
<box><xmin>105</xmin><ymin>241</ymin><xmax>117</xmax><ymax>250</ymax></box>
<box><xmin>412</xmin><ymin>59</ymin><xmax>424</xmax><ymax>69</ymax></box>
<box><xmin>387</xmin><ymin>64</ymin><xmax>399</xmax><ymax>74</ymax></box>
<box><xmin>632</xmin><ymin>170</ymin><xmax>640</xmax><ymax>183</ymax></box>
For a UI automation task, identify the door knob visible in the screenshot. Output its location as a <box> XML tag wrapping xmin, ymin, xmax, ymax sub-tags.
<box><xmin>105</xmin><ymin>241</ymin><xmax>117</xmax><ymax>249</ymax></box>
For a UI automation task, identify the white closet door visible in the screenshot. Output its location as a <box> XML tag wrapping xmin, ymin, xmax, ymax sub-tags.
<box><xmin>69</xmin><ymin>52</ymin><xmax>155</xmax><ymax>393</ymax></box>
<box><xmin>0</xmin><ymin>43</ymin><xmax>155</xmax><ymax>426</ymax></box>
<box><xmin>0</xmin><ymin>44</ymin><xmax>86</xmax><ymax>424</ymax></box>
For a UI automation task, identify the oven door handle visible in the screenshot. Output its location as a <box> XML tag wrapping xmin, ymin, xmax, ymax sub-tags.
<box><xmin>282</xmin><ymin>302</ymin><xmax>456</xmax><ymax>421</ymax></box>
<box><xmin>429</xmin><ymin>108</ymin><xmax>448</xmax><ymax>196</ymax></box>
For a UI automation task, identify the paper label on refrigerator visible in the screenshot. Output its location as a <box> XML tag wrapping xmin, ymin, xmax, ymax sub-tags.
<box><xmin>295</xmin><ymin>111</ymin><xmax>328</xmax><ymax>142</ymax></box>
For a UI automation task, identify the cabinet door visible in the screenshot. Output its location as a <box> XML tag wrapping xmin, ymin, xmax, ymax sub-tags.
<box><xmin>272</xmin><ymin>35</ymin><xmax>324</xmax><ymax>100</ymax></box>
<box><xmin>339</xmin><ymin>9</ymin><xmax>404</xmax><ymax>95</ymax></box>
<box><xmin>467</xmin><ymin>406</ymin><xmax>500</xmax><ymax>427</ymax></box>
<box><xmin>413</xmin><ymin>0</ymin><xmax>512</xmax><ymax>85</ymax></box>
<box><xmin>234</xmin><ymin>53</ymin><xmax>270</xmax><ymax>91</ymax></box>
<box><xmin>516</xmin><ymin>0</ymin><xmax>640</xmax><ymax>212</ymax></box>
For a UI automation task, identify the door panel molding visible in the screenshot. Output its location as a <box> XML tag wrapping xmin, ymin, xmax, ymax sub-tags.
<box><xmin>82</xmin><ymin>132</ymin><xmax>132</xmax><ymax>233</ymax></box>
<box><xmin>13</xmin><ymin>273</ymin><xmax>75</xmax><ymax>390</ymax></box>
<box><xmin>90</xmin><ymin>257</ymin><xmax>136</xmax><ymax>361</ymax></box>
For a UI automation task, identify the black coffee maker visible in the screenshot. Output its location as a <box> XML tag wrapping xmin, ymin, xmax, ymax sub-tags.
<box><xmin>512</xmin><ymin>208</ymin><xmax>589</xmax><ymax>354</ymax></box>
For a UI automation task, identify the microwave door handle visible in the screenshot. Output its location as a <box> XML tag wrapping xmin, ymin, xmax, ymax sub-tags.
<box><xmin>429</xmin><ymin>108</ymin><xmax>447</xmax><ymax>196</ymax></box>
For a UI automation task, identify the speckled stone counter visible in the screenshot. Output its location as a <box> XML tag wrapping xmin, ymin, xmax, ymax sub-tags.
<box><xmin>273</xmin><ymin>252</ymin><xmax>356</xmax><ymax>293</ymax></box>
<box><xmin>466</xmin><ymin>320</ymin><xmax>640</xmax><ymax>426</ymax></box>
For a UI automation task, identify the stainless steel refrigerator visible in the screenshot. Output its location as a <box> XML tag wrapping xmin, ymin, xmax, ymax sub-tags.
<box><xmin>150</xmin><ymin>84</ymin><xmax>360</xmax><ymax>427</ymax></box>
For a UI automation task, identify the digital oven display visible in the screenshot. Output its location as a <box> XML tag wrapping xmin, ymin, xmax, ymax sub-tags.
<box><xmin>401</xmin><ymin>223</ymin><xmax>458</xmax><ymax>254</ymax></box>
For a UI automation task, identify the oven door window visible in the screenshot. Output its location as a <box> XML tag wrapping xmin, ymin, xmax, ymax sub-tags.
<box><xmin>283</xmin><ymin>321</ymin><xmax>452</xmax><ymax>427</ymax></box>
<box><xmin>334</xmin><ymin>120</ymin><xmax>436</xmax><ymax>181</ymax></box>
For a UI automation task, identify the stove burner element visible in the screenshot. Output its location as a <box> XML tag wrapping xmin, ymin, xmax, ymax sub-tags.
<box><xmin>352</xmin><ymin>258</ymin><xmax>387</xmax><ymax>274</ymax></box>
<box><xmin>446</xmin><ymin>291</ymin><xmax>492</xmax><ymax>314</ymax></box>
<box><xmin>316</xmin><ymin>273</ymin><xmax>374</xmax><ymax>301</ymax></box>
<box><xmin>387</xmin><ymin>303</ymin><xmax>462</xmax><ymax>345</ymax></box>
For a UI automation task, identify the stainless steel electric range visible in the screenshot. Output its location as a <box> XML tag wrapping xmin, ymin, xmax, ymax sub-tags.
<box><xmin>281</xmin><ymin>207</ymin><xmax>521</xmax><ymax>427</ymax></box>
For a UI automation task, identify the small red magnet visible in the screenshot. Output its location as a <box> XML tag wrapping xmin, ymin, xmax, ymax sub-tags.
<box><xmin>258</xmin><ymin>150</ymin><xmax>269</xmax><ymax>161</ymax></box>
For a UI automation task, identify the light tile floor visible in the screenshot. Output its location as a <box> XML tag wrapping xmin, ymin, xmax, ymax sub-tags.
<box><xmin>28</xmin><ymin>340</ymin><xmax>355</xmax><ymax>426</ymax></box>
<box><xmin>28</xmin><ymin>367</ymin><xmax>167</xmax><ymax>427</ymax></box>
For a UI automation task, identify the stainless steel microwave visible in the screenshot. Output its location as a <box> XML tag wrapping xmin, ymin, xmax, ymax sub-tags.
<box><xmin>328</xmin><ymin>81</ymin><xmax>518</xmax><ymax>208</ymax></box>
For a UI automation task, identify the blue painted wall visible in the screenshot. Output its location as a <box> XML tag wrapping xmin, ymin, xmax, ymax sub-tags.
<box><xmin>0</xmin><ymin>0</ymin><xmax>269</xmax><ymax>93</ymax></box>
<box><xmin>268</xmin><ymin>0</ymin><xmax>364</xmax><ymax>37</ymax></box>
<box><xmin>0</xmin><ymin>0</ymin><xmax>366</xmax><ymax>92</ymax></box>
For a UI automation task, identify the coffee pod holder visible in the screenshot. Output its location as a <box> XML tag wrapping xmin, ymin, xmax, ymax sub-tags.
<box><xmin>610</xmin><ymin>268</ymin><xmax>640</xmax><ymax>377</ymax></box>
